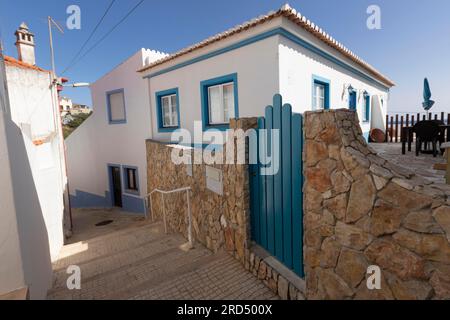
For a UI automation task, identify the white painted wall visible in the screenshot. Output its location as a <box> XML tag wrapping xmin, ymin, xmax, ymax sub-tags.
<box><xmin>66</xmin><ymin>49</ymin><xmax>166</xmax><ymax>213</ymax></box>
<box><xmin>278</xmin><ymin>18</ymin><xmax>389</xmax><ymax>134</ymax></box>
<box><xmin>5</xmin><ymin>64</ymin><xmax>66</xmax><ymax>262</ymax></box>
<box><xmin>144</xmin><ymin>16</ymin><xmax>390</xmax><ymax>142</ymax></box>
<box><xmin>0</xmin><ymin>55</ymin><xmax>53</xmax><ymax>299</ymax></box>
<box><xmin>148</xmin><ymin>35</ymin><xmax>280</xmax><ymax>142</ymax></box>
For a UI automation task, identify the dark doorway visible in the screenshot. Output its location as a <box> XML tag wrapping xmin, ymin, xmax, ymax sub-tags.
<box><xmin>110</xmin><ymin>166</ymin><xmax>122</xmax><ymax>207</ymax></box>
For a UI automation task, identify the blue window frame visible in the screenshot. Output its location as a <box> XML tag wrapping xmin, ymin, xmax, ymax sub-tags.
<box><xmin>122</xmin><ymin>165</ymin><xmax>139</xmax><ymax>195</ymax></box>
<box><xmin>311</xmin><ymin>75</ymin><xmax>330</xmax><ymax>110</ymax></box>
<box><xmin>363</xmin><ymin>93</ymin><xmax>370</xmax><ymax>122</ymax></box>
<box><xmin>200</xmin><ymin>73</ymin><xmax>239</xmax><ymax>131</ymax></box>
<box><xmin>106</xmin><ymin>89</ymin><xmax>126</xmax><ymax>124</ymax></box>
<box><xmin>155</xmin><ymin>88</ymin><xmax>180</xmax><ymax>132</ymax></box>
<box><xmin>349</xmin><ymin>89</ymin><xmax>357</xmax><ymax>111</ymax></box>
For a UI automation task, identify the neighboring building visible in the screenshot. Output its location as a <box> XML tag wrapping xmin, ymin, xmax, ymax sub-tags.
<box><xmin>71</xmin><ymin>103</ymin><xmax>92</xmax><ymax>115</ymax></box>
<box><xmin>60</xmin><ymin>96</ymin><xmax>91</xmax><ymax>117</ymax></box>
<box><xmin>66</xmin><ymin>49</ymin><xmax>167</xmax><ymax>214</ymax></box>
<box><xmin>66</xmin><ymin>4</ymin><xmax>394</xmax><ymax>214</ymax></box>
<box><xmin>0</xmin><ymin>22</ymin><xmax>67</xmax><ymax>299</ymax></box>
<box><xmin>59</xmin><ymin>96</ymin><xmax>73</xmax><ymax>114</ymax></box>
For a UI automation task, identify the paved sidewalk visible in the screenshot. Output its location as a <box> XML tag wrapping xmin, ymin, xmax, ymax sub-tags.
<box><xmin>47</xmin><ymin>209</ymin><xmax>277</xmax><ymax>300</ymax></box>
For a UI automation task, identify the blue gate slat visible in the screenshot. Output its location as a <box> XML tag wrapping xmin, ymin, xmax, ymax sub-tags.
<box><xmin>265</xmin><ymin>105</ymin><xmax>275</xmax><ymax>255</ymax></box>
<box><xmin>291</xmin><ymin>112</ymin><xmax>304</xmax><ymax>277</ymax></box>
<box><xmin>282</xmin><ymin>104</ymin><xmax>293</xmax><ymax>269</ymax></box>
<box><xmin>249</xmin><ymin>129</ymin><xmax>260</xmax><ymax>243</ymax></box>
<box><xmin>250</xmin><ymin>94</ymin><xmax>304</xmax><ymax>279</ymax></box>
<box><xmin>273</xmin><ymin>95</ymin><xmax>284</xmax><ymax>261</ymax></box>
<box><xmin>258</xmin><ymin>117</ymin><xmax>268</xmax><ymax>249</ymax></box>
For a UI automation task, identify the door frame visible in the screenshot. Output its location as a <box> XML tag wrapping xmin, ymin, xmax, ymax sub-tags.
<box><xmin>107</xmin><ymin>163</ymin><xmax>123</xmax><ymax>207</ymax></box>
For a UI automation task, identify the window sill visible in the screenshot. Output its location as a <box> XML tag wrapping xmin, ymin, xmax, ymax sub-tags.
<box><xmin>157</xmin><ymin>126</ymin><xmax>180</xmax><ymax>133</ymax></box>
<box><xmin>124</xmin><ymin>189</ymin><xmax>140</xmax><ymax>196</ymax></box>
<box><xmin>203</xmin><ymin>123</ymin><xmax>229</xmax><ymax>131</ymax></box>
<box><xmin>109</xmin><ymin>119</ymin><xmax>126</xmax><ymax>124</ymax></box>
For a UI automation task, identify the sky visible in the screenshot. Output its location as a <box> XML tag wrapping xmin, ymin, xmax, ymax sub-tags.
<box><xmin>1</xmin><ymin>0</ymin><xmax>449</xmax><ymax>114</ymax></box>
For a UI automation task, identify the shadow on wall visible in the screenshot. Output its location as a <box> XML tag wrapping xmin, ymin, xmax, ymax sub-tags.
<box><xmin>4</xmin><ymin>117</ymin><xmax>52</xmax><ymax>299</ymax></box>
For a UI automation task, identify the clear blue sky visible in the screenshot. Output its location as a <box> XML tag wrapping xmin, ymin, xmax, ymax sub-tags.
<box><xmin>1</xmin><ymin>0</ymin><xmax>449</xmax><ymax>114</ymax></box>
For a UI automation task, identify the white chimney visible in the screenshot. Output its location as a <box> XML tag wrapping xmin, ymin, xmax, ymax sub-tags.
<box><xmin>15</xmin><ymin>22</ymin><xmax>35</xmax><ymax>65</ymax></box>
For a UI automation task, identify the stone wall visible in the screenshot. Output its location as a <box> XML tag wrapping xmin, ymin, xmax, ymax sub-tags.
<box><xmin>146</xmin><ymin>118</ymin><xmax>305</xmax><ymax>300</ymax></box>
<box><xmin>304</xmin><ymin>109</ymin><xmax>450</xmax><ymax>300</ymax></box>
<box><xmin>146</xmin><ymin>118</ymin><xmax>256</xmax><ymax>262</ymax></box>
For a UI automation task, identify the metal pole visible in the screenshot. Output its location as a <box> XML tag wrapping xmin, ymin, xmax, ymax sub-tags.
<box><xmin>48</xmin><ymin>17</ymin><xmax>56</xmax><ymax>76</ymax></box>
<box><xmin>161</xmin><ymin>193</ymin><xmax>167</xmax><ymax>234</ymax></box>
<box><xmin>186</xmin><ymin>190</ymin><xmax>193</xmax><ymax>247</ymax></box>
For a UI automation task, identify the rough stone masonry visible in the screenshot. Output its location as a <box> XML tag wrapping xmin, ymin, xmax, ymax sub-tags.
<box><xmin>303</xmin><ymin>109</ymin><xmax>450</xmax><ymax>300</ymax></box>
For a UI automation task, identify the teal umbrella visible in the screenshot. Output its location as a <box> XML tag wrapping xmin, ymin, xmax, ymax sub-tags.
<box><xmin>422</xmin><ymin>78</ymin><xmax>435</xmax><ymax>112</ymax></box>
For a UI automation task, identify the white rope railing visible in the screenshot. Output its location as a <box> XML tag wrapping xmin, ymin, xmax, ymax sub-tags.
<box><xmin>146</xmin><ymin>187</ymin><xmax>193</xmax><ymax>248</ymax></box>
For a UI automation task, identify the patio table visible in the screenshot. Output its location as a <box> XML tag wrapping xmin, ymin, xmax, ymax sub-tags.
<box><xmin>401</xmin><ymin>124</ymin><xmax>450</xmax><ymax>154</ymax></box>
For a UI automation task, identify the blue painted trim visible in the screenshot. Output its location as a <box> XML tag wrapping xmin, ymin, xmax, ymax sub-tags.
<box><xmin>106</xmin><ymin>89</ymin><xmax>127</xmax><ymax>124</ymax></box>
<box><xmin>143</xmin><ymin>27</ymin><xmax>391</xmax><ymax>90</ymax></box>
<box><xmin>70</xmin><ymin>190</ymin><xmax>109</xmax><ymax>208</ymax></box>
<box><xmin>107</xmin><ymin>163</ymin><xmax>122</xmax><ymax>207</ymax></box>
<box><xmin>363</xmin><ymin>94</ymin><xmax>371</xmax><ymax>123</ymax></box>
<box><xmin>122</xmin><ymin>194</ymin><xmax>146</xmax><ymax>214</ymax></box>
<box><xmin>155</xmin><ymin>88</ymin><xmax>181</xmax><ymax>132</ymax></box>
<box><xmin>311</xmin><ymin>75</ymin><xmax>330</xmax><ymax>110</ymax></box>
<box><xmin>122</xmin><ymin>165</ymin><xmax>140</xmax><ymax>196</ymax></box>
<box><xmin>200</xmin><ymin>73</ymin><xmax>239</xmax><ymax>131</ymax></box>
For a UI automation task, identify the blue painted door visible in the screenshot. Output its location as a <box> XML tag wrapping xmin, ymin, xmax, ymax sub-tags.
<box><xmin>249</xmin><ymin>94</ymin><xmax>304</xmax><ymax>278</ymax></box>
<box><xmin>349</xmin><ymin>90</ymin><xmax>357</xmax><ymax>110</ymax></box>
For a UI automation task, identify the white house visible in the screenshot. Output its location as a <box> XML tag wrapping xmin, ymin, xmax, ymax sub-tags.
<box><xmin>139</xmin><ymin>4</ymin><xmax>393</xmax><ymax>143</ymax></box>
<box><xmin>0</xmin><ymin>22</ymin><xmax>68</xmax><ymax>299</ymax></box>
<box><xmin>66</xmin><ymin>4</ymin><xmax>393</xmax><ymax>215</ymax></box>
<box><xmin>66</xmin><ymin>49</ymin><xmax>167</xmax><ymax>214</ymax></box>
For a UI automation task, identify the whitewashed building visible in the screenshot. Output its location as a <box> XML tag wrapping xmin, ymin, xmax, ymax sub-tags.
<box><xmin>0</xmin><ymin>22</ymin><xmax>67</xmax><ymax>299</ymax></box>
<box><xmin>139</xmin><ymin>4</ymin><xmax>394</xmax><ymax>142</ymax></box>
<box><xmin>67</xmin><ymin>5</ymin><xmax>393</xmax><ymax>214</ymax></box>
<box><xmin>66</xmin><ymin>49</ymin><xmax>167</xmax><ymax>213</ymax></box>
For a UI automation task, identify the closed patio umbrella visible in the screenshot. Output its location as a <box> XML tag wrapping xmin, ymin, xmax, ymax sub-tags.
<box><xmin>422</xmin><ymin>78</ymin><xmax>435</xmax><ymax>116</ymax></box>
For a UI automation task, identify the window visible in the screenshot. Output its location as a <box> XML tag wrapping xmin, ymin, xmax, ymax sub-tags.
<box><xmin>123</xmin><ymin>166</ymin><xmax>139</xmax><ymax>194</ymax></box>
<box><xmin>201</xmin><ymin>73</ymin><xmax>239</xmax><ymax>130</ymax></box>
<box><xmin>107</xmin><ymin>89</ymin><xmax>126</xmax><ymax>124</ymax></box>
<box><xmin>312</xmin><ymin>76</ymin><xmax>330</xmax><ymax>110</ymax></box>
<box><xmin>313</xmin><ymin>82</ymin><xmax>325</xmax><ymax>110</ymax></box>
<box><xmin>155</xmin><ymin>88</ymin><xmax>180</xmax><ymax>132</ymax></box>
<box><xmin>363</xmin><ymin>94</ymin><xmax>370</xmax><ymax>122</ymax></box>
<box><xmin>208</xmin><ymin>82</ymin><xmax>235</xmax><ymax>124</ymax></box>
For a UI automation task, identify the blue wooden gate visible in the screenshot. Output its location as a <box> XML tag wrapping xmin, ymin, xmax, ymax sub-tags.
<box><xmin>249</xmin><ymin>94</ymin><xmax>304</xmax><ymax>277</ymax></box>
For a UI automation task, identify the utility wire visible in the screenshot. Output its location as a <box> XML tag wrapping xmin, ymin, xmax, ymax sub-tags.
<box><xmin>61</xmin><ymin>0</ymin><xmax>117</xmax><ymax>75</ymax></box>
<box><xmin>62</xmin><ymin>0</ymin><xmax>145</xmax><ymax>74</ymax></box>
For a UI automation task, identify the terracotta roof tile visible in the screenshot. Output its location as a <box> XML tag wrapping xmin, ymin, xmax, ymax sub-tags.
<box><xmin>3</xmin><ymin>55</ymin><xmax>49</xmax><ymax>73</ymax></box>
<box><xmin>138</xmin><ymin>4</ymin><xmax>394</xmax><ymax>87</ymax></box>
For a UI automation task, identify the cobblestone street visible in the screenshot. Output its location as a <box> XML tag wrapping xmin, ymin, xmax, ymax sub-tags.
<box><xmin>47</xmin><ymin>209</ymin><xmax>277</xmax><ymax>300</ymax></box>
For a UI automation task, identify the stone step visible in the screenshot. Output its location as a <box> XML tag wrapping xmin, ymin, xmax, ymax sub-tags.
<box><xmin>53</xmin><ymin>222</ymin><xmax>165</xmax><ymax>270</ymax></box>
<box><xmin>47</xmin><ymin>239</ymin><xmax>211</xmax><ymax>299</ymax></box>
<box><xmin>51</xmin><ymin>232</ymin><xmax>180</xmax><ymax>288</ymax></box>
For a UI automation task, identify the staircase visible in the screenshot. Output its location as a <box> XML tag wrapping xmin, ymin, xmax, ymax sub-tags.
<box><xmin>47</xmin><ymin>219</ymin><xmax>277</xmax><ymax>300</ymax></box>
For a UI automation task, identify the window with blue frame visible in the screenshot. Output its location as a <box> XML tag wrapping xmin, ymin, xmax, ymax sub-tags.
<box><xmin>312</xmin><ymin>76</ymin><xmax>330</xmax><ymax>110</ymax></box>
<box><xmin>363</xmin><ymin>93</ymin><xmax>370</xmax><ymax>122</ymax></box>
<box><xmin>348</xmin><ymin>89</ymin><xmax>357</xmax><ymax>110</ymax></box>
<box><xmin>201</xmin><ymin>73</ymin><xmax>239</xmax><ymax>130</ymax></box>
<box><xmin>123</xmin><ymin>166</ymin><xmax>139</xmax><ymax>194</ymax></box>
<box><xmin>155</xmin><ymin>88</ymin><xmax>180</xmax><ymax>132</ymax></box>
<box><xmin>106</xmin><ymin>89</ymin><xmax>126</xmax><ymax>124</ymax></box>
